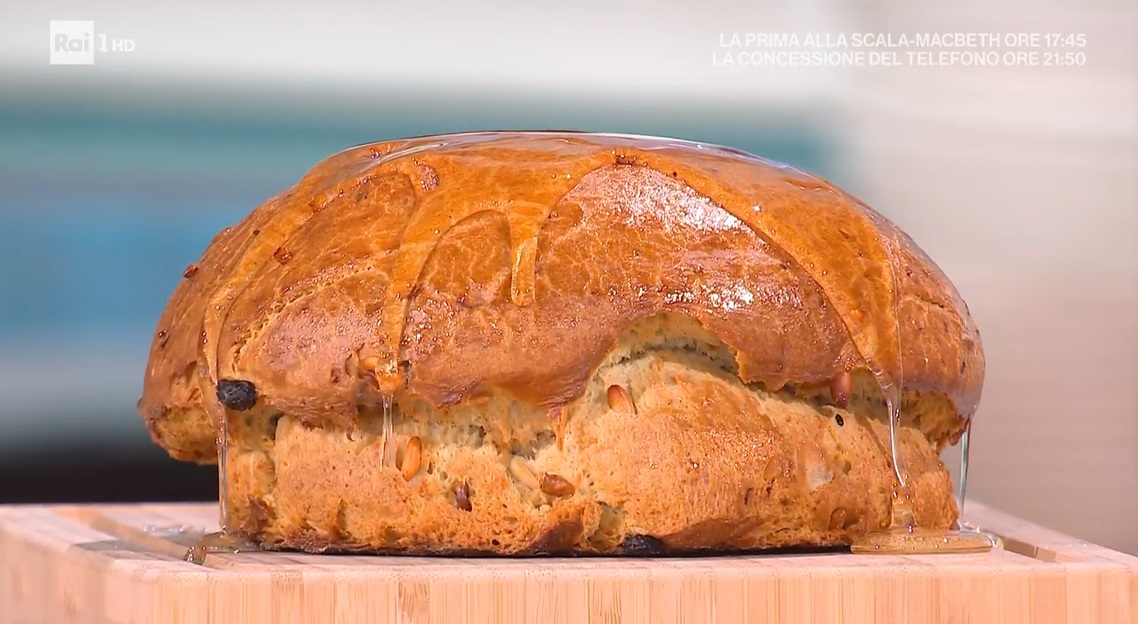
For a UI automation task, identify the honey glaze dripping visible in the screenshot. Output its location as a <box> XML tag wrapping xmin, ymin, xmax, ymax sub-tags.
<box><xmin>218</xmin><ymin>412</ymin><xmax>229</xmax><ymax>529</ymax></box>
<box><xmin>370</xmin><ymin>150</ymin><xmax>611</xmax><ymax>396</ymax></box>
<box><xmin>950</xmin><ymin>422</ymin><xmax>1003</xmax><ymax>548</ymax></box>
<box><xmin>182</xmin><ymin>531</ymin><xmax>258</xmax><ymax>565</ymax></box>
<box><xmin>850</xmin><ymin>234</ymin><xmax>992</xmax><ymax>555</ymax></box>
<box><xmin>957</xmin><ymin>421</ymin><xmax>972</xmax><ymax>517</ymax></box>
<box><xmin>380</xmin><ymin>395</ymin><xmax>396</xmax><ymax>467</ymax></box>
<box><xmin>183</xmin><ymin>413</ymin><xmax>258</xmax><ymax>565</ymax></box>
<box><xmin>849</xmin><ymin>421</ymin><xmax>994</xmax><ymax>555</ymax></box>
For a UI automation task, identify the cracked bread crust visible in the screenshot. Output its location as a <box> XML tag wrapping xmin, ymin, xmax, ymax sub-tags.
<box><xmin>136</xmin><ymin>131</ymin><xmax>984</xmax><ymax>553</ymax></box>
<box><xmin>224</xmin><ymin>316</ymin><xmax>958</xmax><ymax>554</ymax></box>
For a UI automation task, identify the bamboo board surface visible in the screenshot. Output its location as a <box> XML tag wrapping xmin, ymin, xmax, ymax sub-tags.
<box><xmin>0</xmin><ymin>501</ymin><xmax>1135</xmax><ymax>624</ymax></box>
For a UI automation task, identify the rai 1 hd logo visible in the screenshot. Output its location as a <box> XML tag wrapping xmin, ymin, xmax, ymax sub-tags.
<box><xmin>49</xmin><ymin>20</ymin><xmax>135</xmax><ymax>65</ymax></box>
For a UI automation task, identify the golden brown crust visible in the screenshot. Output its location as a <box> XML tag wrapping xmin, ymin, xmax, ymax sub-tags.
<box><xmin>137</xmin><ymin>131</ymin><xmax>983</xmax><ymax>553</ymax></box>
<box><xmin>139</xmin><ymin>132</ymin><xmax>984</xmax><ymax>465</ymax></box>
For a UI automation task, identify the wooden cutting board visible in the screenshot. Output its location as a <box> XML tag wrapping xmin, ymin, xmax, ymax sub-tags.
<box><xmin>1</xmin><ymin>501</ymin><xmax>1135</xmax><ymax>624</ymax></box>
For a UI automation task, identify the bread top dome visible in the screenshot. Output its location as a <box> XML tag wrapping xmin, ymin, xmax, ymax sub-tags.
<box><xmin>138</xmin><ymin>131</ymin><xmax>984</xmax><ymax>462</ymax></box>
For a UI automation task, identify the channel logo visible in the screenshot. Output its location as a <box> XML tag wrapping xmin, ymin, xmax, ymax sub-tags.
<box><xmin>50</xmin><ymin>20</ymin><xmax>96</xmax><ymax>65</ymax></box>
<box><xmin>49</xmin><ymin>20</ymin><xmax>135</xmax><ymax>65</ymax></box>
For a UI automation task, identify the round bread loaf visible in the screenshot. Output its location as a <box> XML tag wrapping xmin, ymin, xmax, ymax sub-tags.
<box><xmin>138</xmin><ymin>131</ymin><xmax>984</xmax><ymax>555</ymax></box>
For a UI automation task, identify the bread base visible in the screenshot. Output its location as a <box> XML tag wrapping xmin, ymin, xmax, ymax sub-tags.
<box><xmin>222</xmin><ymin>315</ymin><xmax>959</xmax><ymax>555</ymax></box>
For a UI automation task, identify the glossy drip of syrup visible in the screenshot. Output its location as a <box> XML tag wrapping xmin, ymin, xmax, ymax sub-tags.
<box><xmin>850</xmin><ymin>234</ymin><xmax>993</xmax><ymax>555</ymax></box>
<box><xmin>850</xmin><ymin>419</ymin><xmax>995</xmax><ymax>554</ymax></box>
<box><xmin>957</xmin><ymin>424</ymin><xmax>971</xmax><ymax>516</ymax></box>
<box><xmin>380</xmin><ymin>395</ymin><xmax>395</xmax><ymax>466</ymax></box>
<box><xmin>183</xmin><ymin>413</ymin><xmax>258</xmax><ymax>565</ymax></box>
<box><xmin>950</xmin><ymin>424</ymin><xmax>1003</xmax><ymax>547</ymax></box>
<box><xmin>218</xmin><ymin>413</ymin><xmax>230</xmax><ymax>528</ymax></box>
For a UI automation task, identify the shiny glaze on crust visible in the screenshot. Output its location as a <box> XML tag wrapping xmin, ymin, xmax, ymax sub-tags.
<box><xmin>138</xmin><ymin>131</ymin><xmax>984</xmax><ymax>458</ymax></box>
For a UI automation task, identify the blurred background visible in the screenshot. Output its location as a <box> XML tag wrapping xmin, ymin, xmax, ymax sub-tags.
<box><xmin>1</xmin><ymin>1</ymin><xmax>1135</xmax><ymax>554</ymax></box>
